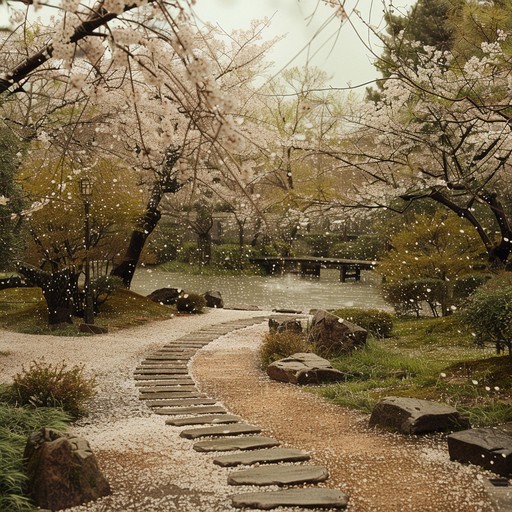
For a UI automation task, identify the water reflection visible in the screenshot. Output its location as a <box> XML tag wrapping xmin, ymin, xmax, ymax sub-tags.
<box><xmin>131</xmin><ymin>268</ymin><xmax>388</xmax><ymax>312</ymax></box>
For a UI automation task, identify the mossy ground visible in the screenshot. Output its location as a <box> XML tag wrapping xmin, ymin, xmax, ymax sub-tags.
<box><xmin>0</xmin><ymin>287</ymin><xmax>175</xmax><ymax>335</ymax></box>
<box><xmin>313</xmin><ymin>316</ymin><xmax>512</xmax><ymax>427</ymax></box>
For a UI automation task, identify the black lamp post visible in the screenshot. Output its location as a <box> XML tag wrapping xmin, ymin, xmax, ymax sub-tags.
<box><xmin>79</xmin><ymin>177</ymin><xmax>94</xmax><ymax>325</ymax></box>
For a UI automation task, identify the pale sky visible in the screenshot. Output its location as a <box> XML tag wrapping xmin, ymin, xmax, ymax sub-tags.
<box><xmin>1</xmin><ymin>0</ymin><xmax>417</xmax><ymax>89</ymax></box>
<box><xmin>193</xmin><ymin>0</ymin><xmax>417</xmax><ymax>90</ymax></box>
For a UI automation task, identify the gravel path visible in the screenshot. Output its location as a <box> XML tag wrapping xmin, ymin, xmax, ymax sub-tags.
<box><xmin>0</xmin><ymin>311</ymin><xmax>500</xmax><ymax>511</ymax></box>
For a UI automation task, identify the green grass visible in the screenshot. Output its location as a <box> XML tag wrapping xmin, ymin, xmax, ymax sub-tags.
<box><xmin>0</xmin><ymin>287</ymin><xmax>175</xmax><ymax>335</ymax></box>
<box><xmin>312</xmin><ymin>315</ymin><xmax>512</xmax><ymax>427</ymax></box>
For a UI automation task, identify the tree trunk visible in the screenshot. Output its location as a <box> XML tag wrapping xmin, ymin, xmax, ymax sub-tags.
<box><xmin>111</xmin><ymin>207</ymin><xmax>161</xmax><ymax>288</ymax></box>
<box><xmin>198</xmin><ymin>232</ymin><xmax>212</xmax><ymax>265</ymax></box>
<box><xmin>16</xmin><ymin>263</ymin><xmax>75</xmax><ymax>328</ymax></box>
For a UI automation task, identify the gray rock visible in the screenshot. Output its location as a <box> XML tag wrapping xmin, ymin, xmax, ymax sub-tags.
<box><xmin>166</xmin><ymin>414</ymin><xmax>241</xmax><ymax>427</ymax></box>
<box><xmin>231</xmin><ymin>488</ymin><xmax>349</xmax><ymax>510</ymax></box>
<box><xmin>307</xmin><ymin>309</ymin><xmax>367</xmax><ymax>356</ymax></box>
<box><xmin>228</xmin><ymin>464</ymin><xmax>329</xmax><ymax>486</ymax></box>
<box><xmin>193</xmin><ymin>436</ymin><xmax>280</xmax><ymax>452</ymax></box>
<box><xmin>448</xmin><ymin>424</ymin><xmax>512</xmax><ymax>477</ymax></box>
<box><xmin>147</xmin><ymin>287</ymin><xmax>182</xmax><ymax>305</ymax></box>
<box><xmin>267</xmin><ymin>352</ymin><xmax>345</xmax><ymax>385</ymax></box>
<box><xmin>152</xmin><ymin>398</ymin><xmax>218</xmax><ymax>411</ymax></box>
<box><xmin>180</xmin><ymin>424</ymin><xmax>262</xmax><ymax>439</ymax></box>
<box><xmin>268</xmin><ymin>318</ymin><xmax>303</xmax><ymax>334</ymax></box>
<box><xmin>369</xmin><ymin>396</ymin><xmax>470</xmax><ymax>434</ymax></box>
<box><xmin>214</xmin><ymin>448</ymin><xmax>310</xmax><ymax>467</ymax></box>
<box><xmin>24</xmin><ymin>428</ymin><xmax>110</xmax><ymax>511</ymax></box>
<box><xmin>153</xmin><ymin>405</ymin><xmax>227</xmax><ymax>416</ymax></box>
<box><xmin>204</xmin><ymin>290</ymin><xmax>224</xmax><ymax>308</ymax></box>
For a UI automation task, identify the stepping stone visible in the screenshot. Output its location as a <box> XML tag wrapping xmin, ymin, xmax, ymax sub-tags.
<box><xmin>213</xmin><ymin>448</ymin><xmax>310</xmax><ymax>467</ymax></box>
<box><xmin>231</xmin><ymin>488</ymin><xmax>349</xmax><ymax>510</ymax></box>
<box><xmin>143</xmin><ymin>394</ymin><xmax>204</xmax><ymax>402</ymax></box>
<box><xmin>154</xmin><ymin>405</ymin><xmax>227</xmax><ymax>416</ymax></box>
<box><xmin>193</xmin><ymin>437</ymin><xmax>280</xmax><ymax>453</ymax></box>
<box><xmin>144</xmin><ymin>355</ymin><xmax>190</xmax><ymax>361</ymax></box>
<box><xmin>136</xmin><ymin>364</ymin><xmax>188</xmax><ymax>370</ymax></box>
<box><xmin>228</xmin><ymin>465</ymin><xmax>329</xmax><ymax>486</ymax></box>
<box><xmin>136</xmin><ymin>379</ymin><xmax>194</xmax><ymax>386</ymax></box>
<box><xmin>134</xmin><ymin>368</ymin><xmax>188</xmax><ymax>375</ymax></box>
<box><xmin>180</xmin><ymin>424</ymin><xmax>262</xmax><ymax>439</ymax></box>
<box><xmin>139</xmin><ymin>384</ymin><xmax>196</xmax><ymax>392</ymax></box>
<box><xmin>139</xmin><ymin>392</ymin><xmax>198</xmax><ymax>400</ymax></box>
<box><xmin>152</xmin><ymin>398</ymin><xmax>218</xmax><ymax>410</ymax></box>
<box><xmin>166</xmin><ymin>414</ymin><xmax>241</xmax><ymax>427</ymax></box>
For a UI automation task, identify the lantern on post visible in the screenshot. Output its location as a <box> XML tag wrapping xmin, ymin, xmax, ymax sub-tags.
<box><xmin>79</xmin><ymin>177</ymin><xmax>94</xmax><ymax>325</ymax></box>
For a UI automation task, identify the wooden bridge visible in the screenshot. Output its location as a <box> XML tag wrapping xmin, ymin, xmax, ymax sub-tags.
<box><xmin>249</xmin><ymin>256</ymin><xmax>376</xmax><ymax>282</ymax></box>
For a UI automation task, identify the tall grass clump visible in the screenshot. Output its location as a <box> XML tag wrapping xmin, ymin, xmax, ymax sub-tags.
<box><xmin>330</xmin><ymin>308</ymin><xmax>394</xmax><ymax>338</ymax></box>
<box><xmin>10</xmin><ymin>360</ymin><xmax>96</xmax><ymax>418</ymax></box>
<box><xmin>260</xmin><ymin>331</ymin><xmax>310</xmax><ymax>368</ymax></box>
<box><xmin>0</xmin><ymin>394</ymin><xmax>70</xmax><ymax>512</ymax></box>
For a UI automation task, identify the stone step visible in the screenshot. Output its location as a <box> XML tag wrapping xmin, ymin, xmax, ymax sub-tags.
<box><xmin>180</xmin><ymin>424</ymin><xmax>261</xmax><ymax>440</ymax></box>
<box><xmin>136</xmin><ymin>379</ymin><xmax>194</xmax><ymax>386</ymax></box>
<box><xmin>164</xmin><ymin>342</ymin><xmax>209</xmax><ymax>348</ymax></box>
<box><xmin>213</xmin><ymin>448</ymin><xmax>310</xmax><ymax>467</ymax></box>
<box><xmin>136</xmin><ymin>364</ymin><xmax>188</xmax><ymax>370</ymax></box>
<box><xmin>193</xmin><ymin>437</ymin><xmax>280</xmax><ymax>453</ymax></box>
<box><xmin>139</xmin><ymin>388</ymin><xmax>198</xmax><ymax>398</ymax></box>
<box><xmin>142</xmin><ymin>394</ymin><xmax>206</xmax><ymax>405</ymax></box>
<box><xmin>228</xmin><ymin>464</ymin><xmax>329</xmax><ymax>486</ymax></box>
<box><xmin>231</xmin><ymin>488</ymin><xmax>349</xmax><ymax>510</ymax></box>
<box><xmin>153</xmin><ymin>405</ymin><xmax>227</xmax><ymax>416</ymax></box>
<box><xmin>143</xmin><ymin>355</ymin><xmax>190</xmax><ymax>361</ymax></box>
<box><xmin>152</xmin><ymin>398</ymin><xmax>218</xmax><ymax>410</ymax></box>
<box><xmin>166</xmin><ymin>414</ymin><xmax>241</xmax><ymax>427</ymax></box>
<box><xmin>134</xmin><ymin>368</ymin><xmax>189</xmax><ymax>375</ymax></box>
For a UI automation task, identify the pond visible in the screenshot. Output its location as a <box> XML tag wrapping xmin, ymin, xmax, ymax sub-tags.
<box><xmin>131</xmin><ymin>268</ymin><xmax>389</xmax><ymax>312</ymax></box>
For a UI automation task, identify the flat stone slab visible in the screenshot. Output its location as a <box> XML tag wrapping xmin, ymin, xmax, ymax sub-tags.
<box><xmin>154</xmin><ymin>405</ymin><xmax>227</xmax><ymax>416</ymax></box>
<box><xmin>267</xmin><ymin>353</ymin><xmax>346</xmax><ymax>385</ymax></box>
<box><xmin>214</xmin><ymin>448</ymin><xmax>310</xmax><ymax>467</ymax></box>
<box><xmin>228</xmin><ymin>464</ymin><xmax>329</xmax><ymax>486</ymax></box>
<box><xmin>152</xmin><ymin>398</ymin><xmax>218</xmax><ymax>410</ymax></box>
<box><xmin>193</xmin><ymin>437</ymin><xmax>280</xmax><ymax>453</ymax></box>
<box><xmin>448</xmin><ymin>425</ymin><xmax>512</xmax><ymax>477</ymax></box>
<box><xmin>143</xmin><ymin>394</ymin><xmax>205</xmax><ymax>403</ymax></box>
<box><xmin>231</xmin><ymin>488</ymin><xmax>349</xmax><ymax>510</ymax></box>
<box><xmin>369</xmin><ymin>396</ymin><xmax>470</xmax><ymax>434</ymax></box>
<box><xmin>134</xmin><ymin>374</ymin><xmax>191</xmax><ymax>381</ymax></box>
<box><xmin>166</xmin><ymin>414</ymin><xmax>241</xmax><ymax>427</ymax></box>
<box><xmin>180</xmin><ymin>424</ymin><xmax>261</xmax><ymax>439</ymax></box>
<box><xmin>139</xmin><ymin>386</ymin><xmax>197</xmax><ymax>395</ymax></box>
<box><xmin>136</xmin><ymin>379</ymin><xmax>194</xmax><ymax>386</ymax></box>
<box><xmin>134</xmin><ymin>368</ymin><xmax>189</xmax><ymax>375</ymax></box>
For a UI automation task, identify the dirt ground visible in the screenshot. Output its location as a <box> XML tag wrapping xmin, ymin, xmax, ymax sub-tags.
<box><xmin>193</xmin><ymin>327</ymin><xmax>497</xmax><ymax>512</ymax></box>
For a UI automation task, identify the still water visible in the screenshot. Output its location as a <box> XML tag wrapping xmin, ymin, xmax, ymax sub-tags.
<box><xmin>131</xmin><ymin>268</ymin><xmax>388</xmax><ymax>312</ymax></box>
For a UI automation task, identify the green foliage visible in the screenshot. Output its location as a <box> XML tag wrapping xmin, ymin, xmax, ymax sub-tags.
<box><xmin>259</xmin><ymin>331</ymin><xmax>310</xmax><ymax>368</ymax></box>
<box><xmin>452</xmin><ymin>273</ymin><xmax>491</xmax><ymax>304</ymax></box>
<box><xmin>211</xmin><ymin>244</ymin><xmax>255</xmax><ymax>270</ymax></box>
<box><xmin>91</xmin><ymin>275</ymin><xmax>123</xmax><ymax>310</ymax></box>
<box><xmin>0</xmin><ymin>400</ymin><xmax>70</xmax><ymax>512</ymax></box>
<box><xmin>460</xmin><ymin>278</ymin><xmax>512</xmax><ymax>354</ymax></box>
<box><xmin>329</xmin><ymin>235</ymin><xmax>386</xmax><ymax>260</ymax></box>
<box><xmin>10</xmin><ymin>360</ymin><xmax>96</xmax><ymax>418</ymax></box>
<box><xmin>301</xmin><ymin>234</ymin><xmax>340</xmax><ymax>257</ymax></box>
<box><xmin>331</xmin><ymin>308</ymin><xmax>394</xmax><ymax>338</ymax></box>
<box><xmin>383</xmin><ymin>278</ymin><xmax>448</xmax><ymax>317</ymax></box>
<box><xmin>176</xmin><ymin>293</ymin><xmax>206</xmax><ymax>314</ymax></box>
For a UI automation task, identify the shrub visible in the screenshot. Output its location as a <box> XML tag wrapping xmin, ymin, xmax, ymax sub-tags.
<box><xmin>453</xmin><ymin>273</ymin><xmax>491</xmax><ymax>304</ymax></box>
<box><xmin>331</xmin><ymin>308</ymin><xmax>394</xmax><ymax>338</ymax></box>
<box><xmin>259</xmin><ymin>331</ymin><xmax>310</xmax><ymax>368</ymax></box>
<box><xmin>10</xmin><ymin>360</ymin><xmax>96</xmax><ymax>418</ymax></box>
<box><xmin>329</xmin><ymin>235</ymin><xmax>387</xmax><ymax>260</ymax></box>
<box><xmin>383</xmin><ymin>278</ymin><xmax>448</xmax><ymax>317</ymax></box>
<box><xmin>176</xmin><ymin>293</ymin><xmax>206</xmax><ymax>313</ymax></box>
<box><xmin>91</xmin><ymin>275</ymin><xmax>123</xmax><ymax>310</ymax></box>
<box><xmin>460</xmin><ymin>284</ymin><xmax>512</xmax><ymax>355</ymax></box>
<box><xmin>211</xmin><ymin>244</ymin><xmax>258</xmax><ymax>270</ymax></box>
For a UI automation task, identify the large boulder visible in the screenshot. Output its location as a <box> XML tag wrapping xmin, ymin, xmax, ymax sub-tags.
<box><xmin>369</xmin><ymin>396</ymin><xmax>470</xmax><ymax>434</ymax></box>
<box><xmin>24</xmin><ymin>428</ymin><xmax>111</xmax><ymax>511</ymax></box>
<box><xmin>147</xmin><ymin>287</ymin><xmax>182</xmax><ymax>305</ymax></box>
<box><xmin>448</xmin><ymin>424</ymin><xmax>512</xmax><ymax>477</ymax></box>
<box><xmin>307</xmin><ymin>309</ymin><xmax>367</xmax><ymax>356</ymax></box>
<box><xmin>204</xmin><ymin>290</ymin><xmax>224</xmax><ymax>308</ymax></box>
<box><xmin>267</xmin><ymin>353</ymin><xmax>346</xmax><ymax>385</ymax></box>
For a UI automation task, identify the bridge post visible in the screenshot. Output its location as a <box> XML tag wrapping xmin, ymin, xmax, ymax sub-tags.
<box><xmin>300</xmin><ymin>262</ymin><xmax>321</xmax><ymax>278</ymax></box>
